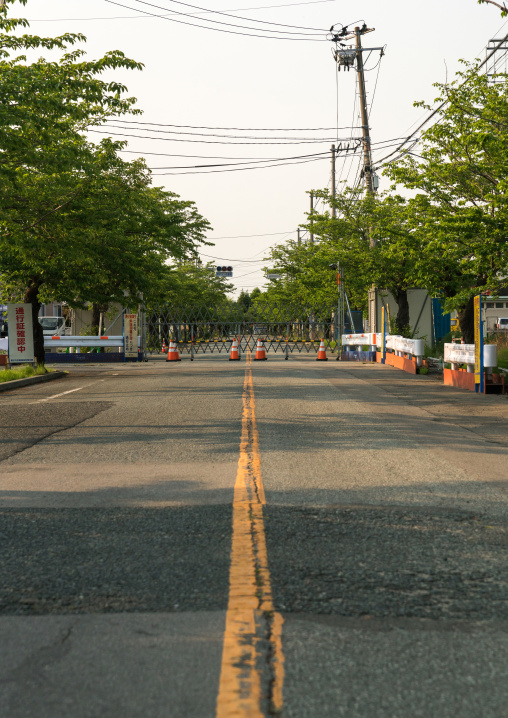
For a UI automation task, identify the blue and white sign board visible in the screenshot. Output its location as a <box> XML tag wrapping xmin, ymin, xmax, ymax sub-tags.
<box><xmin>8</xmin><ymin>303</ymin><xmax>34</xmax><ymax>364</ymax></box>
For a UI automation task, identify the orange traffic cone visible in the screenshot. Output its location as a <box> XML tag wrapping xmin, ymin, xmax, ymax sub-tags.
<box><xmin>316</xmin><ymin>339</ymin><xmax>328</xmax><ymax>361</ymax></box>
<box><xmin>166</xmin><ymin>340</ymin><xmax>181</xmax><ymax>362</ymax></box>
<box><xmin>254</xmin><ymin>338</ymin><xmax>267</xmax><ymax>361</ymax></box>
<box><xmin>162</xmin><ymin>339</ymin><xmax>167</xmax><ymax>354</ymax></box>
<box><xmin>229</xmin><ymin>338</ymin><xmax>241</xmax><ymax>361</ymax></box>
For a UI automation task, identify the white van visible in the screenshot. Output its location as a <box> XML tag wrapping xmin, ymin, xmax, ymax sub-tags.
<box><xmin>496</xmin><ymin>318</ymin><xmax>508</xmax><ymax>331</ymax></box>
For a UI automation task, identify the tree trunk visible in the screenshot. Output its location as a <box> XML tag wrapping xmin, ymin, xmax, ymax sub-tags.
<box><xmin>23</xmin><ymin>281</ymin><xmax>44</xmax><ymax>366</ymax></box>
<box><xmin>457</xmin><ymin>295</ymin><xmax>475</xmax><ymax>344</ymax></box>
<box><xmin>393</xmin><ymin>289</ymin><xmax>410</xmax><ymax>336</ymax></box>
<box><xmin>91</xmin><ymin>303</ymin><xmax>101</xmax><ymax>334</ymax></box>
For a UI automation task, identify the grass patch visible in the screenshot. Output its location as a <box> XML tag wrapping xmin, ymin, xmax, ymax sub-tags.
<box><xmin>498</xmin><ymin>347</ymin><xmax>508</xmax><ymax>370</ymax></box>
<box><xmin>0</xmin><ymin>364</ymin><xmax>48</xmax><ymax>383</ymax></box>
<box><xmin>418</xmin><ymin>366</ymin><xmax>429</xmax><ymax>375</ymax></box>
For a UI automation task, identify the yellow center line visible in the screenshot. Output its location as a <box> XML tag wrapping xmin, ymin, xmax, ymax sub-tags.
<box><xmin>216</xmin><ymin>352</ymin><xmax>285</xmax><ymax>717</ymax></box>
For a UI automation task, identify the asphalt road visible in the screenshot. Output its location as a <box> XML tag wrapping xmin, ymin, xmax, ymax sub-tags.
<box><xmin>1</xmin><ymin>355</ymin><xmax>508</xmax><ymax>717</ymax></box>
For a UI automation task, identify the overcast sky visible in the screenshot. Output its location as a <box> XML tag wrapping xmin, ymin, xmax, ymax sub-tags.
<box><xmin>13</xmin><ymin>0</ymin><xmax>508</xmax><ymax>294</ymax></box>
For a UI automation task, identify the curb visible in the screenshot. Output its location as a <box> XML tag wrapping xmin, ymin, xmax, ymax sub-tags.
<box><xmin>0</xmin><ymin>371</ymin><xmax>67</xmax><ymax>393</ymax></box>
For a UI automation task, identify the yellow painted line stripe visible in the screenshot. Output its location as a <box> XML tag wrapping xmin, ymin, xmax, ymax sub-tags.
<box><xmin>216</xmin><ymin>352</ymin><xmax>284</xmax><ymax>717</ymax></box>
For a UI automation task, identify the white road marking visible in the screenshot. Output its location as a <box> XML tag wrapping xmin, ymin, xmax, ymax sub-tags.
<box><xmin>30</xmin><ymin>380</ymin><xmax>105</xmax><ymax>404</ymax></box>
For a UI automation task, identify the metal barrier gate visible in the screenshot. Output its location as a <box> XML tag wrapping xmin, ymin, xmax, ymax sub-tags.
<box><xmin>145</xmin><ymin>301</ymin><xmax>340</xmax><ymax>358</ymax></box>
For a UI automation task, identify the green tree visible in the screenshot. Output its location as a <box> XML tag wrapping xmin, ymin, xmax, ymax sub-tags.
<box><xmin>386</xmin><ymin>63</ymin><xmax>508</xmax><ymax>341</ymax></box>
<box><xmin>0</xmin><ymin>4</ymin><xmax>210</xmax><ymax>362</ymax></box>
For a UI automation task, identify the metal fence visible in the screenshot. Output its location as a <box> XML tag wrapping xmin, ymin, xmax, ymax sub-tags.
<box><xmin>145</xmin><ymin>301</ymin><xmax>342</xmax><ymax>357</ymax></box>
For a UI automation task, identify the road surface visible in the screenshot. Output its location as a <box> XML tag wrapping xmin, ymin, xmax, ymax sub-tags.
<box><xmin>1</xmin><ymin>354</ymin><xmax>508</xmax><ymax>717</ymax></box>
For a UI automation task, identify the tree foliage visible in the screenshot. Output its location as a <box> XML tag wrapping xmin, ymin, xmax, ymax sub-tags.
<box><xmin>0</xmin><ymin>3</ymin><xmax>211</xmax><ymax>361</ymax></box>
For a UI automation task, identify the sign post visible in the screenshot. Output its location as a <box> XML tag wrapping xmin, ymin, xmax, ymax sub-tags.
<box><xmin>7</xmin><ymin>304</ymin><xmax>34</xmax><ymax>365</ymax></box>
<box><xmin>381</xmin><ymin>306</ymin><xmax>386</xmax><ymax>364</ymax></box>
<box><xmin>474</xmin><ymin>294</ymin><xmax>484</xmax><ymax>393</ymax></box>
<box><xmin>124</xmin><ymin>313</ymin><xmax>138</xmax><ymax>361</ymax></box>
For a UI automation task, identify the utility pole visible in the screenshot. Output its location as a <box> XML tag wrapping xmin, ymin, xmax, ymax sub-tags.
<box><xmin>309</xmin><ymin>192</ymin><xmax>314</xmax><ymax>244</ymax></box>
<box><xmin>297</xmin><ymin>228</ymin><xmax>301</xmax><ymax>247</ymax></box>
<box><xmin>331</xmin><ymin>22</ymin><xmax>384</xmax><ymax>332</ymax></box>
<box><xmin>354</xmin><ymin>27</ymin><xmax>375</xmax><ymax>202</ymax></box>
<box><xmin>331</xmin><ymin>145</ymin><xmax>336</xmax><ymax>218</ymax></box>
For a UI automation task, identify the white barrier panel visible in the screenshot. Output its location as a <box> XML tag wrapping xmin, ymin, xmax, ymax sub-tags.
<box><xmin>44</xmin><ymin>335</ymin><xmax>124</xmax><ymax>348</ymax></box>
<box><xmin>444</xmin><ymin>343</ymin><xmax>497</xmax><ymax>368</ymax></box>
<box><xmin>385</xmin><ymin>336</ymin><xmax>425</xmax><ymax>358</ymax></box>
<box><xmin>342</xmin><ymin>333</ymin><xmax>425</xmax><ymax>359</ymax></box>
<box><xmin>341</xmin><ymin>333</ymin><xmax>378</xmax><ymax>347</ymax></box>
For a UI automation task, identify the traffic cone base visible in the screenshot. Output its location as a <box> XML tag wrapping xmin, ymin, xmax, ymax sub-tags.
<box><xmin>166</xmin><ymin>341</ymin><xmax>181</xmax><ymax>362</ymax></box>
<box><xmin>316</xmin><ymin>339</ymin><xmax>328</xmax><ymax>361</ymax></box>
<box><xmin>229</xmin><ymin>338</ymin><xmax>241</xmax><ymax>361</ymax></box>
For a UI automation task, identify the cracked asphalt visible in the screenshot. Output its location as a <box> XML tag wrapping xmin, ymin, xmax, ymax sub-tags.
<box><xmin>1</xmin><ymin>357</ymin><xmax>508</xmax><ymax>717</ymax></box>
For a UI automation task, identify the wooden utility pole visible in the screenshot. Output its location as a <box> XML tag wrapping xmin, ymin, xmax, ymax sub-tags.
<box><xmin>331</xmin><ymin>144</ymin><xmax>336</xmax><ymax>218</ymax></box>
<box><xmin>297</xmin><ymin>228</ymin><xmax>301</xmax><ymax>247</ymax></box>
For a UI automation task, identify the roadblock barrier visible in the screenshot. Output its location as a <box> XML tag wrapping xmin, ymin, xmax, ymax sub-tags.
<box><xmin>443</xmin><ymin>342</ymin><xmax>503</xmax><ymax>392</ymax></box>
<box><xmin>44</xmin><ymin>335</ymin><xmax>124</xmax><ymax>349</ymax></box>
<box><xmin>341</xmin><ymin>333</ymin><xmax>425</xmax><ymax>373</ymax></box>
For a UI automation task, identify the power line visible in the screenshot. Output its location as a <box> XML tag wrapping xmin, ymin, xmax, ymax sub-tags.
<box><xmin>146</xmin><ymin>150</ymin><xmax>332</xmax><ymax>169</ymax></box>
<box><xmin>104</xmin><ymin>0</ymin><xmax>327</xmax><ymax>39</ymax></box>
<box><xmin>27</xmin><ymin>0</ymin><xmax>342</xmax><ymax>22</ymax></box>
<box><xmin>199</xmin><ymin>254</ymin><xmax>266</xmax><ymax>262</ymax></box>
<box><xmin>126</xmin><ymin>0</ymin><xmax>326</xmax><ymax>31</ymax></box>
<box><xmin>89</xmin><ymin>128</ymin><xmax>357</xmax><ymax>144</ymax></box>
<box><xmin>101</xmin><ymin>123</ymin><xmax>359</xmax><ymax>140</ymax></box>
<box><xmin>204</xmin><ymin>231</ymin><xmax>294</xmax><ymax>238</ymax></box>
<box><xmin>373</xmin><ymin>31</ymin><xmax>508</xmax><ymax>171</ymax></box>
<box><xmin>110</xmin><ymin>120</ymin><xmax>364</xmax><ymax>131</ymax></box>
<box><xmin>151</xmin><ymin>155</ymin><xmax>334</xmax><ymax>174</ymax></box>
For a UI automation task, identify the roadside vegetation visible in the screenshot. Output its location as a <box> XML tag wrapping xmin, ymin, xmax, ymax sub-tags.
<box><xmin>0</xmin><ymin>1</ymin><xmax>225</xmax><ymax>366</ymax></box>
<box><xmin>0</xmin><ymin>364</ymin><xmax>47</xmax><ymax>383</ymax></box>
<box><xmin>259</xmin><ymin>2</ymin><xmax>508</xmax><ymax>344</ymax></box>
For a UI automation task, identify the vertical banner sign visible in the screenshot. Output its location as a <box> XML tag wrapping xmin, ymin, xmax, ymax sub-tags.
<box><xmin>7</xmin><ymin>303</ymin><xmax>34</xmax><ymax>364</ymax></box>
<box><xmin>474</xmin><ymin>294</ymin><xmax>484</xmax><ymax>393</ymax></box>
<box><xmin>381</xmin><ymin>306</ymin><xmax>386</xmax><ymax>364</ymax></box>
<box><xmin>124</xmin><ymin>313</ymin><xmax>138</xmax><ymax>359</ymax></box>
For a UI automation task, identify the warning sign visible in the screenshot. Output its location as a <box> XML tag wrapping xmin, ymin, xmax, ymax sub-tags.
<box><xmin>124</xmin><ymin>314</ymin><xmax>138</xmax><ymax>358</ymax></box>
<box><xmin>8</xmin><ymin>303</ymin><xmax>34</xmax><ymax>364</ymax></box>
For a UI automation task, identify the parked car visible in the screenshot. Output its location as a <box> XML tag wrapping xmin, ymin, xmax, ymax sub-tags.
<box><xmin>495</xmin><ymin>317</ymin><xmax>508</xmax><ymax>330</ymax></box>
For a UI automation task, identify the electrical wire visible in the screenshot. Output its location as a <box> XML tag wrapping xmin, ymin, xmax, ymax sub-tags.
<box><xmin>89</xmin><ymin>128</ymin><xmax>354</xmax><ymax>144</ymax></box>
<box><xmin>368</xmin><ymin>53</ymin><xmax>382</xmax><ymax>118</ymax></box>
<box><xmin>146</xmin><ymin>149</ymin><xmax>333</xmax><ymax>169</ymax></box>
<box><xmin>129</xmin><ymin>0</ymin><xmax>327</xmax><ymax>30</ymax></box>
<box><xmin>109</xmin><ymin>120</ymin><xmax>364</xmax><ymax>131</ymax></box>
<box><xmin>104</xmin><ymin>0</ymin><xmax>328</xmax><ymax>39</ymax></box>
<box><xmin>199</xmin><ymin>254</ymin><xmax>267</xmax><ymax>262</ymax></box>
<box><xmin>202</xmin><ymin>231</ymin><xmax>295</xmax><ymax>238</ymax></box>
<box><xmin>100</xmin><ymin>124</ymin><xmax>358</xmax><ymax>140</ymax></box>
<box><xmin>150</xmin><ymin>154</ymin><xmax>341</xmax><ymax>175</ymax></box>
<box><xmin>28</xmin><ymin>0</ymin><xmax>342</xmax><ymax>22</ymax></box>
<box><xmin>373</xmin><ymin>31</ymin><xmax>508</xmax><ymax>171</ymax></box>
